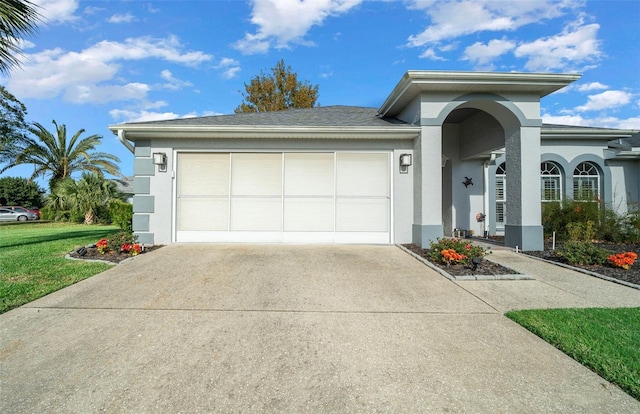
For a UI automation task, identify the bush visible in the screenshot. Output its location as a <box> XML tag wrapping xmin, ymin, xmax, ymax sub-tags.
<box><xmin>556</xmin><ymin>241</ymin><xmax>609</xmax><ymax>266</ymax></box>
<box><xmin>105</xmin><ymin>231</ymin><xmax>138</xmax><ymax>253</ymax></box>
<box><xmin>108</xmin><ymin>199</ymin><xmax>133</xmax><ymax>232</ymax></box>
<box><xmin>428</xmin><ymin>238</ymin><xmax>491</xmax><ymax>265</ymax></box>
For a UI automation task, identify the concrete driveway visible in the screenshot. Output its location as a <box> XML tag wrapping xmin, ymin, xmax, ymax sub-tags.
<box><xmin>1</xmin><ymin>244</ymin><xmax>639</xmax><ymax>412</ymax></box>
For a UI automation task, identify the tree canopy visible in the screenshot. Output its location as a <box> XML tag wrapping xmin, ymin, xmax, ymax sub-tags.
<box><xmin>0</xmin><ymin>85</ymin><xmax>29</xmax><ymax>165</ymax></box>
<box><xmin>0</xmin><ymin>120</ymin><xmax>121</xmax><ymax>191</ymax></box>
<box><xmin>235</xmin><ymin>59</ymin><xmax>319</xmax><ymax>113</ymax></box>
<box><xmin>0</xmin><ymin>176</ymin><xmax>44</xmax><ymax>208</ymax></box>
<box><xmin>0</xmin><ymin>0</ymin><xmax>41</xmax><ymax>75</ymax></box>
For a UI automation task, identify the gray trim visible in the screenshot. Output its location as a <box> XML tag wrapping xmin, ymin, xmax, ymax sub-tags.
<box><xmin>504</xmin><ymin>225</ymin><xmax>544</xmax><ymax>251</ymax></box>
<box><xmin>132</xmin><ymin>214</ymin><xmax>150</xmax><ymax>232</ymax></box>
<box><xmin>133</xmin><ymin>176</ymin><xmax>151</xmax><ymax>194</ymax></box>
<box><xmin>135</xmin><ymin>140</ymin><xmax>151</xmax><ymax>157</ymax></box>
<box><xmin>133</xmin><ymin>195</ymin><xmax>155</xmax><ymax>213</ymax></box>
<box><xmin>412</xmin><ymin>224</ymin><xmax>444</xmax><ymax>248</ymax></box>
<box><xmin>135</xmin><ymin>232</ymin><xmax>154</xmax><ymax>245</ymax></box>
<box><xmin>421</xmin><ymin>93</ymin><xmax>540</xmax><ymax>127</ymax></box>
<box><xmin>134</xmin><ymin>158</ymin><xmax>155</xmax><ymax>176</ymax></box>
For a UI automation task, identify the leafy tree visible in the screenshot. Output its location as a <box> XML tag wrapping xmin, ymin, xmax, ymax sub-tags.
<box><xmin>1</xmin><ymin>120</ymin><xmax>121</xmax><ymax>191</ymax></box>
<box><xmin>235</xmin><ymin>59</ymin><xmax>319</xmax><ymax>113</ymax></box>
<box><xmin>0</xmin><ymin>0</ymin><xmax>41</xmax><ymax>75</ymax></box>
<box><xmin>0</xmin><ymin>176</ymin><xmax>44</xmax><ymax>207</ymax></box>
<box><xmin>0</xmin><ymin>85</ymin><xmax>30</xmax><ymax>165</ymax></box>
<box><xmin>48</xmin><ymin>173</ymin><xmax>122</xmax><ymax>224</ymax></box>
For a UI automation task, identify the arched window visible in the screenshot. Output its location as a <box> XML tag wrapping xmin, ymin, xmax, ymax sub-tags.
<box><xmin>573</xmin><ymin>162</ymin><xmax>600</xmax><ymax>200</ymax></box>
<box><xmin>495</xmin><ymin>163</ymin><xmax>506</xmax><ymax>227</ymax></box>
<box><xmin>540</xmin><ymin>162</ymin><xmax>562</xmax><ymax>202</ymax></box>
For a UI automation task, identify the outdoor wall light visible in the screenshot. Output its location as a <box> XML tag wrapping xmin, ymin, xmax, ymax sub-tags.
<box><xmin>399</xmin><ymin>153</ymin><xmax>412</xmax><ymax>174</ymax></box>
<box><xmin>153</xmin><ymin>152</ymin><xmax>167</xmax><ymax>172</ymax></box>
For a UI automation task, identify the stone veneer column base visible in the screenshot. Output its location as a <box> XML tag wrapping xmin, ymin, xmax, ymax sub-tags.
<box><xmin>504</xmin><ymin>225</ymin><xmax>543</xmax><ymax>251</ymax></box>
<box><xmin>412</xmin><ymin>224</ymin><xmax>444</xmax><ymax>248</ymax></box>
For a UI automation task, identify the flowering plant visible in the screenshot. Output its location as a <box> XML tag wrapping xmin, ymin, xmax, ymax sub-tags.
<box><xmin>96</xmin><ymin>238</ymin><xmax>109</xmax><ymax>254</ymax></box>
<box><xmin>120</xmin><ymin>243</ymin><xmax>143</xmax><ymax>256</ymax></box>
<box><xmin>607</xmin><ymin>252</ymin><xmax>638</xmax><ymax>270</ymax></box>
<box><xmin>131</xmin><ymin>243</ymin><xmax>142</xmax><ymax>256</ymax></box>
<box><xmin>428</xmin><ymin>238</ymin><xmax>491</xmax><ymax>266</ymax></box>
<box><xmin>440</xmin><ymin>249</ymin><xmax>467</xmax><ymax>265</ymax></box>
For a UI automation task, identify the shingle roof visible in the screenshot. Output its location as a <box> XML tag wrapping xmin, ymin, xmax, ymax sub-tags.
<box><xmin>121</xmin><ymin>106</ymin><xmax>409</xmax><ymax>128</ymax></box>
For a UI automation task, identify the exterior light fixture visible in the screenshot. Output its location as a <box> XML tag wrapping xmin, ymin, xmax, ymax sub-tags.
<box><xmin>153</xmin><ymin>152</ymin><xmax>167</xmax><ymax>172</ymax></box>
<box><xmin>399</xmin><ymin>153</ymin><xmax>412</xmax><ymax>174</ymax></box>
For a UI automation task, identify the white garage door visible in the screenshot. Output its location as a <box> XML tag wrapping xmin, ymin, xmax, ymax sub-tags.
<box><xmin>176</xmin><ymin>152</ymin><xmax>391</xmax><ymax>243</ymax></box>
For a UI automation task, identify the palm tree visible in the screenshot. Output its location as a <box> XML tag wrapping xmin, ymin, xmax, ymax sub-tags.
<box><xmin>49</xmin><ymin>173</ymin><xmax>122</xmax><ymax>224</ymax></box>
<box><xmin>1</xmin><ymin>120</ymin><xmax>121</xmax><ymax>191</ymax></box>
<box><xmin>0</xmin><ymin>0</ymin><xmax>41</xmax><ymax>75</ymax></box>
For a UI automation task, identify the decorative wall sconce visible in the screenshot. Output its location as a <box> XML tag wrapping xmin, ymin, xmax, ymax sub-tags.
<box><xmin>153</xmin><ymin>152</ymin><xmax>167</xmax><ymax>172</ymax></box>
<box><xmin>399</xmin><ymin>153</ymin><xmax>412</xmax><ymax>174</ymax></box>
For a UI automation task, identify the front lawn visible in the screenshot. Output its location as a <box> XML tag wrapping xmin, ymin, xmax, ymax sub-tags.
<box><xmin>0</xmin><ymin>222</ymin><xmax>119</xmax><ymax>313</ymax></box>
<box><xmin>507</xmin><ymin>307</ymin><xmax>640</xmax><ymax>400</ymax></box>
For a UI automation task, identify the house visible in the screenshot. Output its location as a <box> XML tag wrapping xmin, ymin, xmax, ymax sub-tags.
<box><xmin>109</xmin><ymin>71</ymin><xmax>640</xmax><ymax>250</ymax></box>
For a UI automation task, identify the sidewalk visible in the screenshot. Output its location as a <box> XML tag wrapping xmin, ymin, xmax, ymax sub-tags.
<box><xmin>462</xmin><ymin>243</ymin><xmax>640</xmax><ymax>311</ymax></box>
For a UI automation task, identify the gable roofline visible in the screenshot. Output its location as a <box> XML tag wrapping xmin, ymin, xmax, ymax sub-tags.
<box><xmin>379</xmin><ymin>70</ymin><xmax>581</xmax><ymax>118</ymax></box>
<box><xmin>109</xmin><ymin>106</ymin><xmax>421</xmax><ymax>142</ymax></box>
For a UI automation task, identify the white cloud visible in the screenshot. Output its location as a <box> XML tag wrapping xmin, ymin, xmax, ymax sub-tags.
<box><xmin>542</xmin><ymin>112</ymin><xmax>640</xmax><ymax>129</ymax></box>
<box><xmin>6</xmin><ymin>36</ymin><xmax>212</xmax><ymax>103</ymax></box>
<box><xmin>514</xmin><ymin>21</ymin><xmax>602</xmax><ymax>71</ymax></box>
<box><xmin>109</xmin><ymin>109</ymin><xmax>181</xmax><ymax>123</ymax></box>
<box><xmin>160</xmin><ymin>70</ymin><xmax>193</xmax><ymax>90</ymax></box>
<box><xmin>577</xmin><ymin>82</ymin><xmax>607</xmax><ymax>92</ymax></box>
<box><xmin>215</xmin><ymin>58</ymin><xmax>241</xmax><ymax>79</ymax></box>
<box><xmin>33</xmin><ymin>0</ymin><xmax>80</xmax><ymax>24</ymax></box>
<box><xmin>407</xmin><ymin>0</ymin><xmax>580</xmax><ymax>47</ymax></box>
<box><xmin>575</xmin><ymin>90</ymin><xmax>632</xmax><ymax>112</ymax></box>
<box><xmin>234</xmin><ymin>0</ymin><xmax>362</xmax><ymax>54</ymax></box>
<box><xmin>419</xmin><ymin>48</ymin><xmax>446</xmax><ymax>61</ymax></box>
<box><xmin>107</xmin><ymin>13</ymin><xmax>137</xmax><ymax>24</ymax></box>
<box><xmin>462</xmin><ymin>38</ymin><xmax>515</xmax><ymax>67</ymax></box>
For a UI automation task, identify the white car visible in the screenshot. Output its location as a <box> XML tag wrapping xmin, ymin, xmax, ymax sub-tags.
<box><xmin>0</xmin><ymin>208</ymin><xmax>39</xmax><ymax>222</ymax></box>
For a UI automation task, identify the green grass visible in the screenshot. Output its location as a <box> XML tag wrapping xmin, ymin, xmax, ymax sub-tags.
<box><xmin>506</xmin><ymin>307</ymin><xmax>640</xmax><ymax>400</ymax></box>
<box><xmin>0</xmin><ymin>222</ymin><xmax>120</xmax><ymax>313</ymax></box>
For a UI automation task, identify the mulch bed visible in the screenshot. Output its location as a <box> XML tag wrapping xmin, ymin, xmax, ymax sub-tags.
<box><xmin>402</xmin><ymin>243</ymin><xmax>519</xmax><ymax>276</ymax></box>
<box><xmin>524</xmin><ymin>241</ymin><xmax>640</xmax><ymax>286</ymax></box>
<box><xmin>68</xmin><ymin>245</ymin><xmax>164</xmax><ymax>264</ymax></box>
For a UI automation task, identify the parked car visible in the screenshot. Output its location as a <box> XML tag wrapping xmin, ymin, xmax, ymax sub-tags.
<box><xmin>1</xmin><ymin>206</ymin><xmax>40</xmax><ymax>220</ymax></box>
<box><xmin>0</xmin><ymin>208</ymin><xmax>39</xmax><ymax>222</ymax></box>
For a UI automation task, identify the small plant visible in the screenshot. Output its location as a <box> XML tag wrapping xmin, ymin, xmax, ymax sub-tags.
<box><xmin>120</xmin><ymin>243</ymin><xmax>143</xmax><ymax>256</ymax></box>
<box><xmin>607</xmin><ymin>252</ymin><xmax>638</xmax><ymax>270</ymax></box>
<box><xmin>428</xmin><ymin>238</ymin><xmax>491</xmax><ymax>266</ymax></box>
<box><xmin>566</xmin><ymin>220</ymin><xmax>596</xmax><ymax>241</ymax></box>
<box><xmin>96</xmin><ymin>238</ymin><xmax>108</xmax><ymax>254</ymax></box>
<box><xmin>556</xmin><ymin>241</ymin><xmax>608</xmax><ymax>266</ymax></box>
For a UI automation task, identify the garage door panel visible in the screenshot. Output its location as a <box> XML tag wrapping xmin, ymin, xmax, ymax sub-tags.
<box><xmin>284</xmin><ymin>153</ymin><xmax>334</xmax><ymax>196</ymax></box>
<box><xmin>178</xmin><ymin>153</ymin><xmax>229</xmax><ymax>196</ymax></box>
<box><xmin>336</xmin><ymin>198</ymin><xmax>389</xmax><ymax>232</ymax></box>
<box><xmin>284</xmin><ymin>197</ymin><xmax>334</xmax><ymax>231</ymax></box>
<box><xmin>178</xmin><ymin>198</ymin><xmax>228</xmax><ymax>231</ymax></box>
<box><xmin>336</xmin><ymin>153</ymin><xmax>389</xmax><ymax>197</ymax></box>
<box><xmin>230</xmin><ymin>198</ymin><xmax>282</xmax><ymax>231</ymax></box>
<box><xmin>231</xmin><ymin>153</ymin><xmax>282</xmax><ymax>196</ymax></box>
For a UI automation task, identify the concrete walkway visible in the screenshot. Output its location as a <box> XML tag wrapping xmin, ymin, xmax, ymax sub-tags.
<box><xmin>1</xmin><ymin>244</ymin><xmax>639</xmax><ymax>413</ymax></box>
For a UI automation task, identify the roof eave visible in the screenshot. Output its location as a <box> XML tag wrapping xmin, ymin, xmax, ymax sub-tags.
<box><xmin>542</xmin><ymin>127</ymin><xmax>639</xmax><ymax>140</ymax></box>
<box><xmin>379</xmin><ymin>70</ymin><xmax>581</xmax><ymax>117</ymax></box>
<box><xmin>109</xmin><ymin>125</ymin><xmax>421</xmax><ymax>140</ymax></box>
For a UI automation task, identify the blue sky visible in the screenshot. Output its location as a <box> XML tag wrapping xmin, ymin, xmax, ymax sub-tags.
<box><xmin>2</xmin><ymin>0</ymin><xmax>639</xmax><ymax>185</ymax></box>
